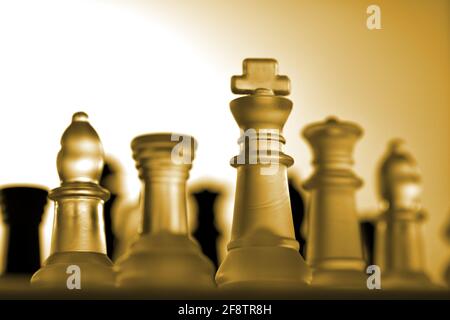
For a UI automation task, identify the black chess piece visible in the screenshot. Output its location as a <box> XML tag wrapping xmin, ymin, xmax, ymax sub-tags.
<box><xmin>360</xmin><ymin>220</ymin><xmax>376</xmax><ymax>266</ymax></box>
<box><xmin>288</xmin><ymin>177</ymin><xmax>307</xmax><ymax>258</ymax></box>
<box><xmin>191</xmin><ymin>188</ymin><xmax>220</xmax><ymax>269</ymax></box>
<box><xmin>0</xmin><ymin>186</ymin><xmax>48</xmax><ymax>274</ymax></box>
<box><xmin>100</xmin><ymin>161</ymin><xmax>119</xmax><ymax>260</ymax></box>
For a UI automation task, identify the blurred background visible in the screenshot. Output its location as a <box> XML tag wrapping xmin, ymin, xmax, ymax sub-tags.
<box><xmin>0</xmin><ymin>0</ymin><xmax>448</xmax><ymax>285</ymax></box>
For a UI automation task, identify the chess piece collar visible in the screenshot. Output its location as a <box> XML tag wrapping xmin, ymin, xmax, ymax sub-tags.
<box><xmin>303</xmin><ymin>116</ymin><xmax>363</xmax><ymax>189</ymax></box>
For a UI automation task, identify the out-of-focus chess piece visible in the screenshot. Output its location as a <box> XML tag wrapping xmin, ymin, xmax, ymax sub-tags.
<box><xmin>100</xmin><ymin>158</ymin><xmax>124</xmax><ymax>259</ymax></box>
<box><xmin>359</xmin><ymin>211</ymin><xmax>379</xmax><ymax>267</ymax></box>
<box><xmin>115</xmin><ymin>133</ymin><xmax>216</xmax><ymax>290</ymax></box>
<box><xmin>288</xmin><ymin>175</ymin><xmax>307</xmax><ymax>258</ymax></box>
<box><xmin>191</xmin><ymin>187</ymin><xmax>221</xmax><ymax>269</ymax></box>
<box><xmin>446</xmin><ymin>265</ymin><xmax>450</xmax><ymax>289</ymax></box>
<box><xmin>189</xmin><ymin>181</ymin><xmax>231</xmax><ymax>267</ymax></box>
<box><xmin>112</xmin><ymin>198</ymin><xmax>141</xmax><ymax>262</ymax></box>
<box><xmin>444</xmin><ymin>210</ymin><xmax>450</xmax><ymax>289</ymax></box>
<box><xmin>31</xmin><ymin>112</ymin><xmax>115</xmax><ymax>289</ymax></box>
<box><xmin>0</xmin><ymin>186</ymin><xmax>48</xmax><ymax>275</ymax></box>
<box><xmin>375</xmin><ymin>140</ymin><xmax>434</xmax><ymax>289</ymax></box>
<box><xmin>302</xmin><ymin>116</ymin><xmax>366</xmax><ymax>288</ymax></box>
<box><xmin>215</xmin><ymin>58</ymin><xmax>311</xmax><ymax>289</ymax></box>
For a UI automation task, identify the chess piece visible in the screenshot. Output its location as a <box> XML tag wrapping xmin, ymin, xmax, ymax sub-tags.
<box><xmin>445</xmin><ymin>211</ymin><xmax>450</xmax><ymax>289</ymax></box>
<box><xmin>360</xmin><ymin>219</ymin><xmax>376</xmax><ymax>266</ymax></box>
<box><xmin>375</xmin><ymin>140</ymin><xmax>433</xmax><ymax>289</ymax></box>
<box><xmin>192</xmin><ymin>188</ymin><xmax>221</xmax><ymax>269</ymax></box>
<box><xmin>115</xmin><ymin>133</ymin><xmax>216</xmax><ymax>290</ymax></box>
<box><xmin>112</xmin><ymin>199</ymin><xmax>141</xmax><ymax>261</ymax></box>
<box><xmin>215</xmin><ymin>58</ymin><xmax>311</xmax><ymax>289</ymax></box>
<box><xmin>288</xmin><ymin>176</ymin><xmax>307</xmax><ymax>258</ymax></box>
<box><xmin>0</xmin><ymin>186</ymin><xmax>48</xmax><ymax>274</ymax></box>
<box><xmin>208</xmin><ymin>183</ymin><xmax>233</xmax><ymax>266</ymax></box>
<box><xmin>302</xmin><ymin>116</ymin><xmax>366</xmax><ymax>288</ymax></box>
<box><xmin>100</xmin><ymin>159</ymin><xmax>121</xmax><ymax>259</ymax></box>
<box><xmin>31</xmin><ymin>112</ymin><xmax>115</xmax><ymax>289</ymax></box>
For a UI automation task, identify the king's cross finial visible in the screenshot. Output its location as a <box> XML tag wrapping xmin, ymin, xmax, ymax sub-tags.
<box><xmin>231</xmin><ymin>58</ymin><xmax>290</xmax><ymax>96</ymax></box>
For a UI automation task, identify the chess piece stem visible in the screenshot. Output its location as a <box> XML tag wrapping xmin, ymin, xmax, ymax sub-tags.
<box><xmin>303</xmin><ymin>116</ymin><xmax>366</xmax><ymax>288</ymax></box>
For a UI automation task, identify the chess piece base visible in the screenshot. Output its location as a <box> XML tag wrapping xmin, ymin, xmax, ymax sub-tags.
<box><xmin>309</xmin><ymin>268</ymin><xmax>367</xmax><ymax>289</ymax></box>
<box><xmin>115</xmin><ymin>232</ymin><xmax>216</xmax><ymax>289</ymax></box>
<box><xmin>216</xmin><ymin>246</ymin><xmax>312</xmax><ymax>289</ymax></box>
<box><xmin>30</xmin><ymin>252</ymin><xmax>115</xmax><ymax>289</ymax></box>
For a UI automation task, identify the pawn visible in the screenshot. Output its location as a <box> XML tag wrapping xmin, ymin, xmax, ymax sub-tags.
<box><xmin>0</xmin><ymin>186</ymin><xmax>48</xmax><ymax>275</ymax></box>
<box><xmin>288</xmin><ymin>176</ymin><xmax>307</xmax><ymax>258</ymax></box>
<box><xmin>359</xmin><ymin>216</ymin><xmax>377</xmax><ymax>267</ymax></box>
<box><xmin>215</xmin><ymin>58</ymin><xmax>311</xmax><ymax>289</ymax></box>
<box><xmin>115</xmin><ymin>133</ymin><xmax>216</xmax><ymax>290</ymax></box>
<box><xmin>302</xmin><ymin>116</ymin><xmax>366</xmax><ymax>288</ymax></box>
<box><xmin>31</xmin><ymin>112</ymin><xmax>115</xmax><ymax>289</ymax></box>
<box><xmin>191</xmin><ymin>188</ymin><xmax>221</xmax><ymax>269</ymax></box>
<box><xmin>375</xmin><ymin>140</ymin><xmax>434</xmax><ymax>289</ymax></box>
<box><xmin>100</xmin><ymin>159</ymin><xmax>122</xmax><ymax>260</ymax></box>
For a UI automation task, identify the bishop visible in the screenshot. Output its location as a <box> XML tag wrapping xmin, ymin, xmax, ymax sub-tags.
<box><xmin>31</xmin><ymin>112</ymin><xmax>115</xmax><ymax>289</ymax></box>
<box><xmin>375</xmin><ymin>140</ymin><xmax>434</xmax><ymax>289</ymax></box>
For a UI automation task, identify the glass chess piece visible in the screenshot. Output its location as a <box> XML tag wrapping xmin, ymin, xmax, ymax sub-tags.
<box><xmin>30</xmin><ymin>112</ymin><xmax>115</xmax><ymax>289</ymax></box>
<box><xmin>302</xmin><ymin>116</ymin><xmax>367</xmax><ymax>288</ymax></box>
<box><xmin>375</xmin><ymin>139</ymin><xmax>435</xmax><ymax>289</ymax></box>
<box><xmin>115</xmin><ymin>133</ymin><xmax>216</xmax><ymax>291</ymax></box>
<box><xmin>215</xmin><ymin>58</ymin><xmax>312</xmax><ymax>290</ymax></box>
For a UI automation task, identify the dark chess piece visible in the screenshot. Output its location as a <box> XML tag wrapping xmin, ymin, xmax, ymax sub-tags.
<box><xmin>192</xmin><ymin>188</ymin><xmax>221</xmax><ymax>269</ymax></box>
<box><xmin>288</xmin><ymin>177</ymin><xmax>307</xmax><ymax>258</ymax></box>
<box><xmin>100</xmin><ymin>160</ymin><xmax>120</xmax><ymax>260</ymax></box>
<box><xmin>0</xmin><ymin>186</ymin><xmax>48</xmax><ymax>274</ymax></box>
<box><xmin>360</xmin><ymin>219</ymin><xmax>376</xmax><ymax>266</ymax></box>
